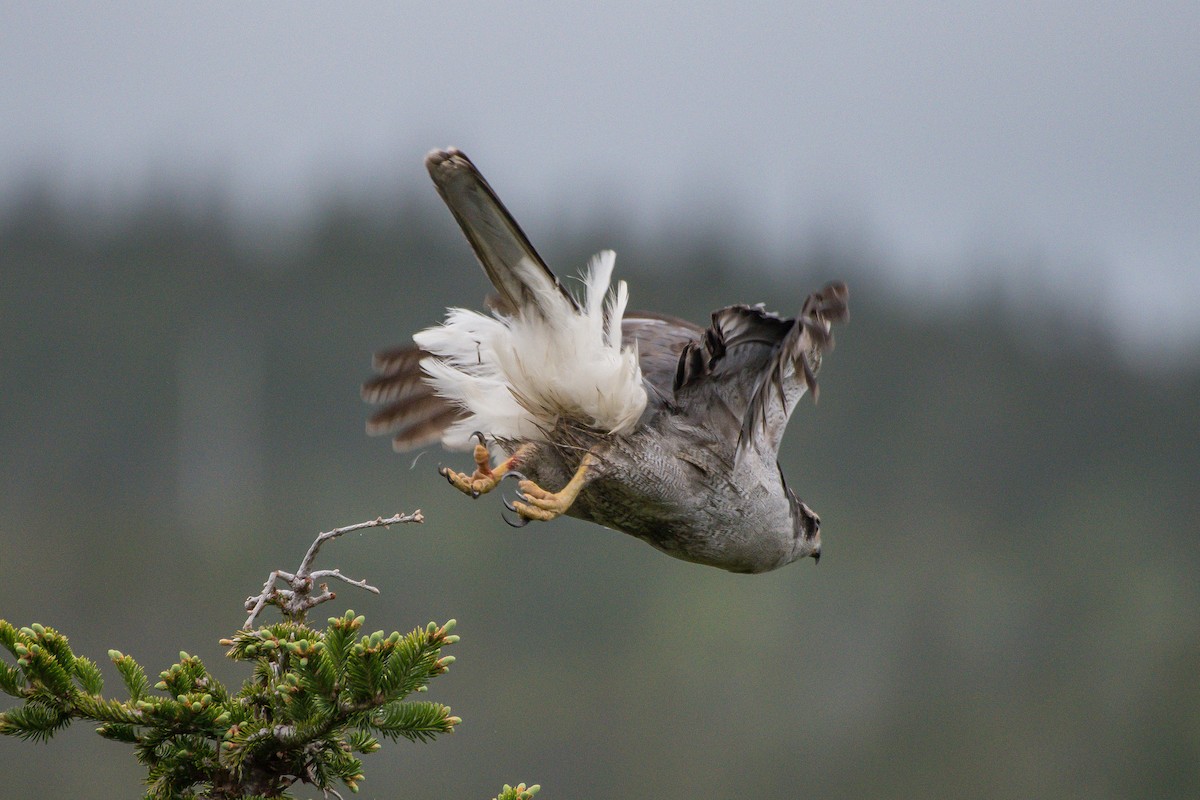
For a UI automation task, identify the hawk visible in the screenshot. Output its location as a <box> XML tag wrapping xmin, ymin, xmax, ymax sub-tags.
<box><xmin>363</xmin><ymin>149</ymin><xmax>847</xmax><ymax>573</ymax></box>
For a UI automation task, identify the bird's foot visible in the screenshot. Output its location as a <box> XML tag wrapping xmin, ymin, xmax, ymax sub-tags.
<box><xmin>438</xmin><ymin>432</ymin><xmax>518</xmax><ymax>498</ymax></box>
<box><xmin>505</xmin><ymin>478</ymin><xmax>574</xmax><ymax>522</ymax></box>
<box><xmin>502</xmin><ymin>451</ymin><xmax>598</xmax><ymax>523</ymax></box>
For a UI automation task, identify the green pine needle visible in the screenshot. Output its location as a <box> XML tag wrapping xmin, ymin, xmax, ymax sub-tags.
<box><xmin>0</xmin><ymin>702</ymin><xmax>72</xmax><ymax>742</ymax></box>
<box><xmin>73</xmin><ymin>656</ymin><xmax>105</xmax><ymax>696</ymax></box>
<box><xmin>110</xmin><ymin>651</ymin><xmax>151</xmax><ymax>701</ymax></box>
<box><xmin>1</xmin><ymin>607</ymin><xmax>528</xmax><ymax>797</ymax></box>
<box><xmin>0</xmin><ymin>661</ymin><xmax>21</xmax><ymax>698</ymax></box>
<box><xmin>0</xmin><ymin>620</ymin><xmax>20</xmax><ymax>659</ymax></box>
<box><xmin>370</xmin><ymin>699</ymin><xmax>456</xmax><ymax>743</ymax></box>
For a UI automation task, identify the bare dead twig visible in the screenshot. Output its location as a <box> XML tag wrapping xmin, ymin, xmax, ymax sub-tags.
<box><xmin>243</xmin><ymin>511</ymin><xmax>424</xmax><ymax>628</ymax></box>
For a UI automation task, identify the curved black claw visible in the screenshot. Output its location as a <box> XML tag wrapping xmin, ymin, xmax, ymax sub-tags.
<box><xmin>501</xmin><ymin>489</ymin><xmax>530</xmax><ymax>513</ymax></box>
<box><xmin>471</xmin><ymin>430</ymin><xmax>487</xmax><ymax>446</ymax></box>
<box><xmin>438</xmin><ymin>466</ymin><xmax>452</xmax><ymax>482</ymax></box>
<box><xmin>500</xmin><ymin>470</ymin><xmax>530</xmax><ymax>514</ymax></box>
<box><xmin>501</xmin><ymin>507</ymin><xmax>530</xmax><ymax>528</ymax></box>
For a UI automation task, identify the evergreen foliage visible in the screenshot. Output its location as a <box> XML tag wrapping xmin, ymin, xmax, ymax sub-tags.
<box><xmin>0</xmin><ymin>517</ymin><xmax>541</xmax><ymax>799</ymax></box>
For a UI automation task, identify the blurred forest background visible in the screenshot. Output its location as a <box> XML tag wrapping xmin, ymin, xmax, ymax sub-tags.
<box><xmin>1</xmin><ymin>176</ymin><xmax>1196</xmax><ymax>799</ymax></box>
<box><xmin>3</xmin><ymin>5</ymin><xmax>1200</xmax><ymax>798</ymax></box>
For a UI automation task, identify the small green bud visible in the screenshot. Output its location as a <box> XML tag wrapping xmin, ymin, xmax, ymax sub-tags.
<box><xmin>439</xmin><ymin>655</ymin><xmax>456</xmax><ymax>666</ymax></box>
<box><xmin>31</xmin><ymin>623</ymin><xmax>45</xmax><ymax>635</ymax></box>
<box><xmin>191</xmin><ymin>702</ymin><xmax>202</xmax><ymax>713</ymax></box>
<box><xmin>107</xmin><ymin>650</ymin><xmax>123</xmax><ymax>661</ymax></box>
<box><xmin>154</xmin><ymin>681</ymin><xmax>167</xmax><ymax>690</ymax></box>
<box><xmin>179</xmin><ymin>651</ymin><xmax>190</xmax><ymax>661</ymax></box>
<box><xmin>443</xmin><ymin>619</ymin><xmax>457</xmax><ymax>633</ymax></box>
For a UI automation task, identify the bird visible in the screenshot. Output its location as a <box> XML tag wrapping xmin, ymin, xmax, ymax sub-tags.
<box><xmin>363</xmin><ymin>148</ymin><xmax>847</xmax><ymax>574</ymax></box>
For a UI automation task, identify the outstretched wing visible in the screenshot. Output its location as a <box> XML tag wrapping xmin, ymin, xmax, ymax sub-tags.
<box><xmin>425</xmin><ymin>148</ymin><xmax>577</xmax><ymax>320</ymax></box>
<box><xmin>671</xmin><ymin>282</ymin><xmax>849</xmax><ymax>458</ymax></box>
<box><xmin>368</xmin><ymin>150</ymin><xmax>846</xmax><ymax>455</ymax></box>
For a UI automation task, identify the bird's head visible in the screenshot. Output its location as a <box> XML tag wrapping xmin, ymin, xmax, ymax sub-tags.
<box><xmin>789</xmin><ymin>493</ymin><xmax>822</xmax><ymax>564</ymax></box>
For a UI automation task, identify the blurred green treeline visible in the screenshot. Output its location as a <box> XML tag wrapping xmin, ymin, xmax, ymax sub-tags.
<box><xmin>1</xmin><ymin>178</ymin><xmax>1197</xmax><ymax>799</ymax></box>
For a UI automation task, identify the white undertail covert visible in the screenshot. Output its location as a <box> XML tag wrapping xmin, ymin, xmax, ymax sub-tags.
<box><xmin>414</xmin><ymin>250</ymin><xmax>647</xmax><ymax>449</ymax></box>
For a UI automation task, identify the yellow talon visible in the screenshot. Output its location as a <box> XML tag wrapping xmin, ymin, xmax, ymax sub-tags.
<box><xmin>509</xmin><ymin>451</ymin><xmax>599</xmax><ymax>522</ymax></box>
<box><xmin>439</xmin><ymin>437</ymin><xmax>531</xmax><ymax>498</ymax></box>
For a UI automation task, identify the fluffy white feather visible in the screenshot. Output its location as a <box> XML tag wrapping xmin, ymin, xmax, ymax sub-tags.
<box><xmin>413</xmin><ymin>250</ymin><xmax>647</xmax><ymax>450</ymax></box>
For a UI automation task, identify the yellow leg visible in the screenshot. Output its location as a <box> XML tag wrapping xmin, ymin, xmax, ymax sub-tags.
<box><xmin>510</xmin><ymin>451</ymin><xmax>599</xmax><ymax>522</ymax></box>
<box><xmin>439</xmin><ymin>435</ymin><xmax>534</xmax><ymax>498</ymax></box>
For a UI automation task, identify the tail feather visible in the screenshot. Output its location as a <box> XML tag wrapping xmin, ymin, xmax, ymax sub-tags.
<box><xmin>371</xmin><ymin>150</ymin><xmax>647</xmax><ymax>451</ymax></box>
<box><xmin>425</xmin><ymin>148</ymin><xmax>577</xmax><ymax>322</ymax></box>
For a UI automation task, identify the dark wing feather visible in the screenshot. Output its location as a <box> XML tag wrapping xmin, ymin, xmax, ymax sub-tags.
<box><xmin>362</xmin><ymin>346</ymin><xmax>465</xmax><ymax>451</ymax></box>
<box><xmin>425</xmin><ymin>149</ymin><xmax>577</xmax><ymax>319</ymax></box>
<box><xmin>620</xmin><ymin>312</ymin><xmax>705</xmax><ymax>404</ymax></box>
<box><xmin>672</xmin><ymin>282</ymin><xmax>848</xmax><ymax>457</ymax></box>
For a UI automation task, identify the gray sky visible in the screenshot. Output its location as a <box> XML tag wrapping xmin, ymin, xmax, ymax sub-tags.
<box><xmin>4</xmin><ymin>2</ymin><xmax>1198</xmax><ymax>351</ymax></box>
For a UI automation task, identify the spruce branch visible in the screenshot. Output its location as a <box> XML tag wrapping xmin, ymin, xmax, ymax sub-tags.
<box><xmin>1</xmin><ymin>508</ymin><xmax>542</xmax><ymax>798</ymax></box>
<box><xmin>243</xmin><ymin>511</ymin><xmax>423</xmax><ymax>628</ymax></box>
<box><xmin>1</xmin><ymin>610</ymin><xmax>461</xmax><ymax>797</ymax></box>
